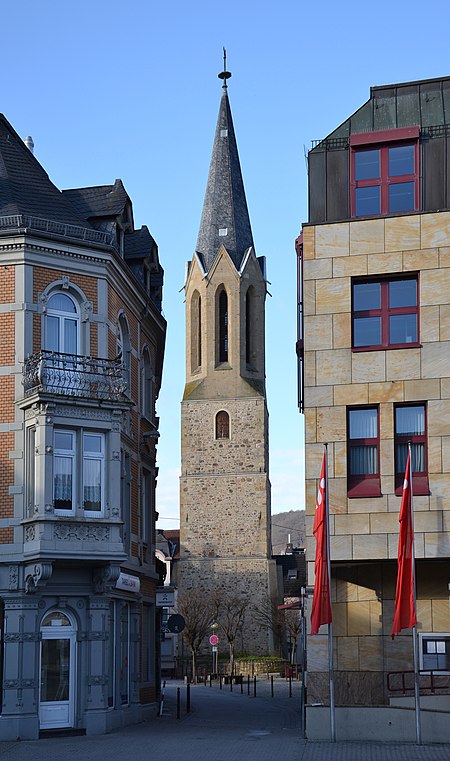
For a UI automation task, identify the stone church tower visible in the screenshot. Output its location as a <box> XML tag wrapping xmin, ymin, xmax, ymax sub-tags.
<box><xmin>177</xmin><ymin>66</ymin><xmax>277</xmax><ymax>654</ymax></box>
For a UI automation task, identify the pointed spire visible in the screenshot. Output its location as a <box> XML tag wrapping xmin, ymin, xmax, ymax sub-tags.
<box><xmin>195</xmin><ymin>58</ymin><xmax>254</xmax><ymax>272</ymax></box>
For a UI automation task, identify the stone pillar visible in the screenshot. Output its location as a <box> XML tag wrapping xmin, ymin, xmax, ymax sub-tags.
<box><xmin>0</xmin><ymin>595</ymin><xmax>41</xmax><ymax>740</ymax></box>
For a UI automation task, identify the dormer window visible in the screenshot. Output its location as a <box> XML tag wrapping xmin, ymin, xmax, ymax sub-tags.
<box><xmin>350</xmin><ymin>127</ymin><xmax>419</xmax><ymax>218</ymax></box>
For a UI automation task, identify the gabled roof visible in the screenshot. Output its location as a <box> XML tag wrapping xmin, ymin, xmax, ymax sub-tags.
<box><xmin>62</xmin><ymin>179</ymin><xmax>130</xmax><ymax>220</ymax></box>
<box><xmin>195</xmin><ymin>79</ymin><xmax>254</xmax><ymax>272</ymax></box>
<box><xmin>0</xmin><ymin>113</ymin><xmax>88</xmax><ymax>226</ymax></box>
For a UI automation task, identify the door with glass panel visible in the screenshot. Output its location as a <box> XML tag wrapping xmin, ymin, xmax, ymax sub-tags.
<box><xmin>44</xmin><ymin>293</ymin><xmax>81</xmax><ymax>393</ymax></box>
<box><xmin>39</xmin><ymin>611</ymin><xmax>76</xmax><ymax>729</ymax></box>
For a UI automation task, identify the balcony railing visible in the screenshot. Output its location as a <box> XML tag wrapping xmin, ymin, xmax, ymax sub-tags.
<box><xmin>0</xmin><ymin>214</ymin><xmax>113</xmax><ymax>246</ymax></box>
<box><xmin>23</xmin><ymin>351</ymin><xmax>127</xmax><ymax>401</ymax></box>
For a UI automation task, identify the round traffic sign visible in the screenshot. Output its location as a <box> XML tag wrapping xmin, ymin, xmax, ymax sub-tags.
<box><xmin>167</xmin><ymin>614</ymin><xmax>185</xmax><ymax>633</ymax></box>
<box><xmin>209</xmin><ymin>634</ymin><xmax>219</xmax><ymax>646</ymax></box>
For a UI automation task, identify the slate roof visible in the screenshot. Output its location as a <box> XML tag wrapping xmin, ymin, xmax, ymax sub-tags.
<box><xmin>195</xmin><ymin>81</ymin><xmax>254</xmax><ymax>272</ymax></box>
<box><xmin>62</xmin><ymin>179</ymin><xmax>130</xmax><ymax>220</ymax></box>
<box><xmin>0</xmin><ymin>113</ymin><xmax>88</xmax><ymax>226</ymax></box>
<box><xmin>124</xmin><ymin>225</ymin><xmax>157</xmax><ymax>261</ymax></box>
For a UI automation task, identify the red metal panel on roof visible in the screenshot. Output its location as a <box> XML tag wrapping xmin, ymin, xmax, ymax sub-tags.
<box><xmin>350</xmin><ymin>126</ymin><xmax>419</xmax><ymax>146</ymax></box>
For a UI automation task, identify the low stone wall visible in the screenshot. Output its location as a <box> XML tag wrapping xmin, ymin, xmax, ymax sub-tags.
<box><xmin>234</xmin><ymin>659</ymin><xmax>289</xmax><ymax>677</ymax></box>
<box><xmin>307</xmin><ymin>704</ymin><xmax>450</xmax><ymax>743</ymax></box>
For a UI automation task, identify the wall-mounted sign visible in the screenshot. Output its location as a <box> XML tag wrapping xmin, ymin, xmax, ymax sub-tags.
<box><xmin>156</xmin><ymin>588</ymin><xmax>175</xmax><ymax>607</ymax></box>
<box><xmin>116</xmin><ymin>573</ymin><xmax>140</xmax><ymax>593</ymax></box>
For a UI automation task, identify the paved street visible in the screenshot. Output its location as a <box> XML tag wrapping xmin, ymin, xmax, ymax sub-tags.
<box><xmin>0</xmin><ymin>679</ymin><xmax>449</xmax><ymax>760</ymax></box>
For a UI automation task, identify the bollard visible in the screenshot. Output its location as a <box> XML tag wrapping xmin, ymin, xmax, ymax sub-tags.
<box><xmin>210</xmin><ymin>673</ymin><xmax>212</xmax><ymax>688</ymax></box>
<box><xmin>230</xmin><ymin>675</ymin><xmax>233</xmax><ymax>692</ymax></box>
<box><xmin>176</xmin><ymin>687</ymin><xmax>181</xmax><ymax>720</ymax></box>
<box><xmin>247</xmin><ymin>674</ymin><xmax>250</xmax><ymax>696</ymax></box>
<box><xmin>271</xmin><ymin>674</ymin><xmax>274</xmax><ymax>698</ymax></box>
<box><xmin>204</xmin><ymin>672</ymin><xmax>207</xmax><ymax>687</ymax></box>
<box><xmin>289</xmin><ymin>675</ymin><xmax>292</xmax><ymax>698</ymax></box>
<box><xmin>240</xmin><ymin>674</ymin><xmax>243</xmax><ymax>694</ymax></box>
<box><xmin>253</xmin><ymin>675</ymin><xmax>257</xmax><ymax>698</ymax></box>
<box><xmin>219</xmin><ymin>674</ymin><xmax>222</xmax><ymax>690</ymax></box>
<box><xmin>186</xmin><ymin>683</ymin><xmax>191</xmax><ymax>714</ymax></box>
<box><xmin>163</xmin><ymin>679</ymin><xmax>166</xmax><ymax>688</ymax></box>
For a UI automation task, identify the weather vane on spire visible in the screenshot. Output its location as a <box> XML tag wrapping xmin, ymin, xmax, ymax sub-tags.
<box><xmin>218</xmin><ymin>47</ymin><xmax>232</xmax><ymax>87</ymax></box>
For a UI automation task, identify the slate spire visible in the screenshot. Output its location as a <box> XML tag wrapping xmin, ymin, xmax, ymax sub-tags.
<box><xmin>195</xmin><ymin>60</ymin><xmax>254</xmax><ymax>272</ymax></box>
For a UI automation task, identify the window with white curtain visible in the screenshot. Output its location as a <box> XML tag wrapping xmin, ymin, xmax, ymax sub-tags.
<box><xmin>54</xmin><ymin>429</ymin><xmax>105</xmax><ymax>515</ymax></box>
<box><xmin>347</xmin><ymin>407</ymin><xmax>381</xmax><ymax>498</ymax></box>
<box><xmin>394</xmin><ymin>403</ymin><xmax>428</xmax><ymax>495</ymax></box>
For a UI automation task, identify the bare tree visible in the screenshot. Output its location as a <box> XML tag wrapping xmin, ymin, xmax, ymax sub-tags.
<box><xmin>213</xmin><ymin>591</ymin><xmax>249</xmax><ymax>675</ymax></box>
<box><xmin>177</xmin><ymin>588</ymin><xmax>214</xmax><ymax>682</ymax></box>
<box><xmin>252</xmin><ymin>594</ymin><xmax>284</xmax><ymax>657</ymax></box>
<box><xmin>284</xmin><ymin>606</ymin><xmax>302</xmax><ymax>666</ymax></box>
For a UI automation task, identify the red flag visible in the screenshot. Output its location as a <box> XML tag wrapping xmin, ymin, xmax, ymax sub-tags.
<box><xmin>392</xmin><ymin>451</ymin><xmax>417</xmax><ymax>638</ymax></box>
<box><xmin>311</xmin><ymin>453</ymin><xmax>332</xmax><ymax>635</ymax></box>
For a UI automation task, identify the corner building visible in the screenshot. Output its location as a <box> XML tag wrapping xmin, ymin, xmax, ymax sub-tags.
<box><xmin>177</xmin><ymin>71</ymin><xmax>277</xmax><ymax>655</ymax></box>
<box><xmin>0</xmin><ymin>115</ymin><xmax>166</xmax><ymax>737</ymax></box>
<box><xmin>299</xmin><ymin>76</ymin><xmax>450</xmax><ymax>705</ymax></box>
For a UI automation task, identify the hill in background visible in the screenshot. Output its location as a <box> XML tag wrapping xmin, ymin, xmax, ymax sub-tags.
<box><xmin>271</xmin><ymin>510</ymin><xmax>305</xmax><ymax>555</ymax></box>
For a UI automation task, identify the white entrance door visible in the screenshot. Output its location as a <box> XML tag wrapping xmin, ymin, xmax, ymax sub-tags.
<box><xmin>39</xmin><ymin>611</ymin><xmax>76</xmax><ymax>729</ymax></box>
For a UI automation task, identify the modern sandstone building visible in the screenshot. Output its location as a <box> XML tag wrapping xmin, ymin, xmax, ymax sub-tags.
<box><xmin>298</xmin><ymin>76</ymin><xmax>450</xmax><ymax>705</ymax></box>
<box><xmin>177</xmin><ymin>67</ymin><xmax>278</xmax><ymax>655</ymax></box>
<box><xmin>0</xmin><ymin>114</ymin><xmax>166</xmax><ymax>737</ymax></box>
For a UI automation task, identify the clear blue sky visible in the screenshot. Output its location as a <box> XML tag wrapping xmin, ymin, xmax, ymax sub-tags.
<box><xmin>2</xmin><ymin>0</ymin><xmax>450</xmax><ymax>528</ymax></box>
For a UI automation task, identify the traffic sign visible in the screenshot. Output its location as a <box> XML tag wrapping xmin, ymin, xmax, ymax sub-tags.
<box><xmin>167</xmin><ymin>614</ymin><xmax>185</xmax><ymax>633</ymax></box>
<box><xmin>209</xmin><ymin>634</ymin><xmax>219</xmax><ymax>646</ymax></box>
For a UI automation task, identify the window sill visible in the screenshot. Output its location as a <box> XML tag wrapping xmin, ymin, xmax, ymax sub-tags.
<box><xmin>395</xmin><ymin>476</ymin><xmax>429</xmax><ymax>496</ymax></box>
<box><xmin>348</xmin><ymin>478</ymin><xmax>382</xmax><ymax>499</ymax></box>
<box><xmin>352</xmin><ymin>342</ymin><xmax>421</xmax><ymax>353</ymax></box>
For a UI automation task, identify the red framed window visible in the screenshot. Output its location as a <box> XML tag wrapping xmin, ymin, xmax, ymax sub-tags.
<box><xmin>350</xmin><ymin>127</ymin><xmax>419</xmax><ymax>217</ymax></box>
<box><xmin>352</xmin><ymin>275</ymin><xmax>419</xmax><ymax>350</ymax></box>
<box><xmin>394</xmin><ymin>403</ymin><xmax>429</xmax><ymax>495</ymax></box>
<box><xmin>347</xmin><ymin>406</ymin><xmax>381</xmax><ymax>498</ymax></box>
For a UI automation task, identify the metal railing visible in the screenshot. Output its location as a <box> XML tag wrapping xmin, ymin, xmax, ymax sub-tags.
<box><xmin>0</xmin><ymin>214</ymin><xmax>112</xmax><ymax>246</ymax></box>
<box><xmin>387</xmin><ymin>670</ymin><xmax>450</xmax><ymax>695</ymax></box>
<box><xmin>23</xmin><ymin>350</ymin><xmax>127</xmax><ymax>401</ymax></box>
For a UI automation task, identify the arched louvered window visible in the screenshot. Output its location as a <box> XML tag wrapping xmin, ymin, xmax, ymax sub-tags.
<box><xmin>217</xmin><ymin>288</ymin><xmax>228</xmax><ymax>364</ymax></box>
<box><xmin>190</xmin><ymin>291</ymin><xmax>202</xmax><ymax>371</ymax></box>
<box><xmin>215</xmin><ymin>410</ymin><xmax>230</xmax><ymax>439</ymax></box>
<box><xmin>245</xmin><ymin>286</ymin><xmax>255</xmax><ymax>367</ymax></box>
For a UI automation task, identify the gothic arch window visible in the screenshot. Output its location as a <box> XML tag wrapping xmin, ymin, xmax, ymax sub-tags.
<box><xmin>215</xmin><ymin>410</ymin><xmax>230</xmax><ymax>439</ymax></box>
<box><xmin>117</xmin><ymin>313</ymin><xmax>131</xmax><ymax>395</ymax></box>
<box><xmin>142</xmin><ymin>346</ymin><xmax>153</xmax><ymax>419</ymax></box>
<box><xmin>216</xmin><ymin>286</ymin><xmax>228</xmax><ymax>365</ymax></box>
<box><xmin>190</xmin><ymin>290</ymin><xmax>202</xmax><ymax>372</ymax></box>
<box><xmin>45</xmin><ymin>292</ymin><xmax>80</xmax><ymax>356</ymax></box>
<box><xmin>245</xmin><ymin>286</ymin><xmax>256</xmax><ymax>367</ymax></box>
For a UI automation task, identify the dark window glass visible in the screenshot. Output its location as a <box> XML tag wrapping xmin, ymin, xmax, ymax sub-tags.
<box><xmin>388</xmin><ymin>181</ymin><xmax>415</xmax><ymax>212</ymax></box>
<box><xmin>389</xmin><ymin>279</ymin><xmax>417</xmax><ymax>308</ymax></box>
<box><xmin>354</xmin><ymin>317</ymin><xmax>381</xmax><ymax>347</ymax></box>
<box><xmin>353</xmin><ymin>282</ymin><xmax>381</xmax><ymax>311</ymax></box>
<box><xmin>216</xmin><ymin>410</ymin><xmax>230</xmax><ymax>439</ymax></box>
<box><xmin>349</xmin><ymin>408</ymin><xmax>378</xmax><ymax>439</ymax></box>
<box><xmin>355</xmin><ymin>185</ymin><xmax>381</xmax><ymax>216</ymax></box>
<box><xmin>354</xmin><ymin>149</ymin><xmax>380</xmax><ymax>180</ymax></box>
<box><xmin>389</xmin><ymin>314</ymin><xmax>417</xmax><ymax>344</ymax></box>
<box><xmin>389</xmin><ymin>145</ymin><xmax>415</xmax><ymax>176</ymax></box>
<box><xmin>395</xmin><ymin>404</ymin><xmax>426</xmax><ymax>476</ymax></box>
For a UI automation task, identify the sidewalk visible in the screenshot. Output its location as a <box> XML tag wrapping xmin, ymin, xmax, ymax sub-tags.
<box><xmin>0</xmin><ymin>679</ymin><xmax>448</xmax><ymax>761</ymax></box>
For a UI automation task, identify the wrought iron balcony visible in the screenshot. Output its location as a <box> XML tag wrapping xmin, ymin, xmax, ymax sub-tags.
<box><xmin>23</xmin><ymin>351</ymin><xmax>127</xmax><ymax>401</ymax></box>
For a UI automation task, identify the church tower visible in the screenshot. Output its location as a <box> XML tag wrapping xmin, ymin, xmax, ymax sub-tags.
<box><xmin>178</xmin><ymin>62</ymin><xmax>277</xmax><ymax>654</ymax></box>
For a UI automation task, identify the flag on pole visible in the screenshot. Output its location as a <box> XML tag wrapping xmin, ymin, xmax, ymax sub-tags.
<box><xmin>392</xmin><ymin>451</ymin><xmax>417</xmax><ymax>638</ymax></box>
<box><xmin>311</xmin><ymin>452</ymin><xmax>332</xmax><ymax>635</ymax></box>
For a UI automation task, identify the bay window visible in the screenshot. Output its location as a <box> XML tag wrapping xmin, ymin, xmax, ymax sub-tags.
<box><xmin>347</xmin><ymin>406</ymin><xmax>381</xmax><ymax>497</ymax></box>
<box><xmin>54</xmin><ymin>429</ymin><xmax>105</xmax><ymax>515</ymax></box>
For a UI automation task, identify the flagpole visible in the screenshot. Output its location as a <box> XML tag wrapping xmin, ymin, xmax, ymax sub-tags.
<box><xmin>409</xmin><ymin>441</ymin><xmax>422</xmax><ymax>745</ymax></box>
<box><xmin>324</xmin><ymin>443</ymin><xmax>336</xmax><ymax>742</ymax></box>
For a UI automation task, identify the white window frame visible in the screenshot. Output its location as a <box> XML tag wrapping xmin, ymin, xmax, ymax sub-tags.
<box><xmin>419</xmin><ymin>632</ymin><xmax>450</xmax><ymax>674</ymax></box>
<box><xmin>45</xmin><ymin>292</ymin><xmax>80</xmax><ymax>355</ymax></box>
<box><xmin>53</xmin><ymin>429</ymin><xmax>106</xmax><ymax>516</ymax></box>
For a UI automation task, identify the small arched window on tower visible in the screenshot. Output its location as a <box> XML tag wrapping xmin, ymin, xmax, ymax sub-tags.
<box><xmin>215</xmin><ymin>410</ymin><xmax>230</xmax><ymax>439</ymax></box>
<box><xmin>190</xmin><ymin>290</ymin><xmax>202</xmax><ymax>372</ymax></box>
<box><xmin>216</xmin><ymin>287</ymin><xmax>228</xmax><ymax>364</ymax></box>
<box><xmin>245</xmin><ymin>286</ymin><xmax>256</xmax><ymax>368</ymax></box>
